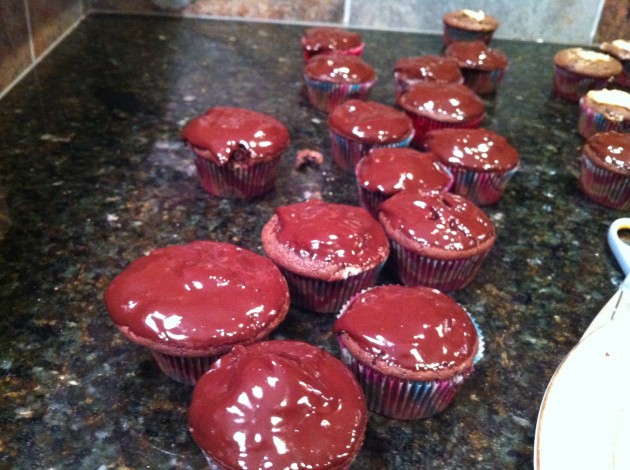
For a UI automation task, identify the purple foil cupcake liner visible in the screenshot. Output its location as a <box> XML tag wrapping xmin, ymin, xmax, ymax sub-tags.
<box><xmin>461</xmin><ymin>68</ymin><xmax>506</xmax><ymax>95</ymax></box>
<box><xmin>194</xmin><ymin>155</ymin><xmax>281</xmax><ymax>199</ymax></box>
<box><xmin>304</xmin><ymin>75</ymin><xmax>376</xmax><ymax>112</ymax></box>
<box><xmin>443</xmin><ymin>25</ymin><xmax>493</xmax><ymax>47</ymax></box>
<box><xmin>577</xmin><ymin>97</ymin><xmax>630</xmax><ymax>139</ymax></box>
<box><xmin>406</xmin><ymin>113</ymin><xmax>483</xmax><ymax>147</ymax></box>
<box><xmin>553</xmin><ymin>65</ymin><xmax>610</xmax><ymax>102</ymax></box>
<box><xmin>329</xmin><ymin>129</ymin><xmax>414</xmax><ymax>172</ymax></box>
<box><xmin>448</xmin><ymin>165</ymin><xmax>518</xmax><ymax>205</ymax></box>
<box><xmin>150</xmin><ymin>350</ymin><xmax>219</xmax><ymax>385</ymax></box>
<box><xmin>391</xmin><ymin>240</ymin><xmax>489</xmax><ymax>291</ymax></box>
<box><xmin>580</xmin><ymin>154</ymin><xmax>630</xmax><ymax>210</ymax></box>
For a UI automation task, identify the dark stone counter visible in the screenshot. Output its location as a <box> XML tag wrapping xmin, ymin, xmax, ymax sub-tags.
<box><xmin>0</xmin><ymin>13</ymin><xmax>625</xmax><ymax>469</ymax></box>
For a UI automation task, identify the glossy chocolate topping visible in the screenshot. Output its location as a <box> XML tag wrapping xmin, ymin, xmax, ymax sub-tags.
<box><xmin>394</xmin><ymin>55</ymin><xmax>464</xmax><ymax>84</ymax></box>
<box><xmin>334</xmin><ymin>285</ymin><xmax>477</xmax><ymax>371</ymax></box>
<box><xmin>356</xmin><ymin>147</ymin><xmax>452</xmax><ymax>195</ymax></box>
<box><xmin>104</xmin><ymin>241</ymin><xmax>289</xmax><ymax>350</ymax></box>
<box><xmin>398</xmin><ymin>82</ymin><xmax>485</xmax><ymax>123</ymax></box>
<box><xmin>378</xmin><ymin>191</ymin><xmax>495</xmax><ymax>251</ymax></box>
<box><xmin>423</xmin><ymin>128</ymin><xmax>519</xmax><ymax>171</ymax></box>
<box><xmin>273</xmin><ymin>199</ymin><xmax>389</xmax><ymax>268</ymax></box>
<box><xmin>553</xmin><ymin>48</ymin><xmax>622</xmax><ymax>77</ymax></box>
<box><xmin>328</xmin><ymin>99</ymin><xmax>414</xmax><ymax>143</ymax></box>
<box><xmin>188</xmin><ymin>340</ymin><xmax>366</xmax><ymax>469</ymax></box>
<box><xmin>305</xmin><ymin>54</ymin><xmax>376</xmax><ymax>83</ymax></box>
<box><xmin>181</xmin><ymin>107</ymin><xmax>290</xmax><ymax>165</ymax></box>
<box><xmin>583</xmin><ymin>131</ymin><xmax>630</xmax><ymax>174</ymax></box>
<box><xmin>443</xmin><ymin>9</ymin><xmax>499</xmax><ymax>31</ymax></box>
<box><xmin>445</xmin><ymin>41</ymin><xmax>508</xmax><ymax>70</ymax></box>
<box><xmin>301</xmin><ymin>27</ymin><xmax>363</xmax><ymax>53</ymax></box>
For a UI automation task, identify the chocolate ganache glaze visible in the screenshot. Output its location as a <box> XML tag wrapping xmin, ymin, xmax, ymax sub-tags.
<box><xmin>181</xmin><ymin>107</ymin><xmax>290</xmax><ymax>166</ymax></box>
<box><xmin>104</xmin><ymin>241</ymin><xmax>289</xmax><ymax>351</ymax></box>
<box><xmin>301</xmin><ymin>26</ymin><xmax>363</xmax><ymax>54</ymax></box>
<box><xmin>583</xmin><ymin>131</ymin><xmax>630</xmax><ymax>174</ymax></box>
<box><xmin>445</xmin><ymin>41</ymin><xmax>508</xmax><ymax>71</ymax></box>
<box><xmin>305</xmin><ymin>54</ymin><xmax>376</xmax><ymax>84</ymax></box>
<box><xmin>398</xmin><ymin>83</ymin><xmax>484</xmax><ymax>123</ymax></box>
<box><xmin>188</xmin><ymin>340</ymin><xmax>367</xmax><ymax>469</ymax></box>
<box><xmin>394</xmin><ymin>55</ymin><xmax>464</xmax><ymax>84</ymax></box>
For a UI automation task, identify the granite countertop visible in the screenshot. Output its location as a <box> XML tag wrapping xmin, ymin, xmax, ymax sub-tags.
<box><xmin>0</xmin><ymin>13</ymin><xmax>626</xmax><ymax>469</ymax></box>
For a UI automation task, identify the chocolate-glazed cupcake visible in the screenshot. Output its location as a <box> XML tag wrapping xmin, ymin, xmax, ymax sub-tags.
<box><xmin>445</xmin><ymin>40</ymin><xmax>508</xmax><ymax>95</ymax></box>
<box><xmin>301</xmin><ymin>26</ymin><xmax>364</xmax><ymax>63</ymax></box>
<box><xmin>442</xmin><ymin>9</ymin><xmax>499</xmax><ymax>47</ymax></box>
<box><xmin>393</xmin><ymin>55</ymin><xmax>464</xmax><ymax>100</ymax></box>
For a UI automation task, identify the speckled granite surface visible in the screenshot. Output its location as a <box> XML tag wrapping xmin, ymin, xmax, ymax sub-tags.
<box><xmin>0</xmin><ymin>13</ymin><xmax>627</xmax><ymax>469</ymax></box>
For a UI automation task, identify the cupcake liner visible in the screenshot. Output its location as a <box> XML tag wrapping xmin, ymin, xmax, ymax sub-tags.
<box><xmin>579</xmin><ymin>154</ymin><xmax>630</xmax><ymax>210</ymax></box>
<box><xmin>203</xmin><ymin>449</ymin><xmax>354</xmax><ymax>470</ymax></box>
<box><xmin>336</xmin><ymin>316</ymin><xmax>484</xmax><ymax>420</ymax></box>
<box><xmin>448</xmin><ymin>165</ymin><xmax>518</xmax><ymax>205</ymax></box>
<box><xmin>405</xmin><ymin>112</ymin><xmax>483</xmax><ymax>147</ymax></box>
<box><xmin>552</xmin><ymin>65</ymin><xmax>610</xmax><ymax>102</ymax></box>
<box><xmin>394</xmin><ymin>73</ymin><xmax>465</xmax><ymax>102</ymax></box>
<box><xmin>303</xmin><ymin>43</ymin><xmax>365</xmax><ymax>63</ymax></box>
<box><xmin>194</xmin><ymin>155</ymin><xmax>281</xmax><ymax>199</ymax></box>
<box><xmin>577</xmin><ymin>97</ymin><xmax>630</xmax><ymax>139</ymax></box>
<box><xmin>443</xmin><ymin>25</ymin><xmax>493</xmax><ymax>47</ymax></box>
<box><xmin>615</xmin><ymin>62</ymin><xmax>630</xmax><ymax>88</ymax></box>
<box><xmin>328</xmin><ymin>129</ymin><xmax>414</xmax><ymax>172</ymax></box>
<box><xmin>358</xmin><ymin>186</ymin><xmax>389</xmax><ymax>218</ymax></box>
<box><xmin>390</xmin><ymin>239</ymin><xmax>490</xmax><ymax>291</ymax></box>
<box><xmin>304</xmin><ymin>75</ymin><xmax>376</xmax><ymax>112</ymax></box>
<box><xmin>461</xmin><ymin>68</ymin><xmax>506</xmax><ymax>95</ymax></box>
<box><xmin>150</xmin><ymin>350</ymin><xmax>219</xmax><ymax>385</ymax></box>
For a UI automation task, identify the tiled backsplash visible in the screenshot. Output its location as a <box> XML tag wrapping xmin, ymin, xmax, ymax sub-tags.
<box><xmin>1</xmin><ymin>0</ymin><xmax>628</xmax><ymax>99</ymax></box>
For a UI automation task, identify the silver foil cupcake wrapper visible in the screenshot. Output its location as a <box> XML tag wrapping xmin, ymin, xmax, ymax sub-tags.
<box><xmin>329</xmin><ymin>129</ymin><xmax>414</xmax><ymax>172</ymax></box>
<box><xmin>448</xmin><ymin>165</ymin><xmax>518</xmax><ymax>206</ymax></box>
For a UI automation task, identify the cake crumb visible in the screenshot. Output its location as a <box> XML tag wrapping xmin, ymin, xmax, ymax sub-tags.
<box><xmin>295</xmin><ymin>149</ymin><xmax>324</xmax><ymax>170</ymax></box>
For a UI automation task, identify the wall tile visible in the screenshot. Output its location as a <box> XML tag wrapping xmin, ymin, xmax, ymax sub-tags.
<box><xmin>0</xmin><ymin>0</ymin><xmax>32</xmax><ymax>93</ymax></box>
<box><xmin>28</xmin><ymin>0</ymin><xmax>84</xmax><ymax>57</ymax></box>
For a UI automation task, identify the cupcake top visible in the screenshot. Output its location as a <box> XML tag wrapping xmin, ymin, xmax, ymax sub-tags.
<box><xmin>181</xmin><ymin>107</ymin><xmax>290</xmax><ymax>166</ymax></box>
<box><xmin>304</xmin><ymin>54</ymin><xmax>376</xmax><ymax>84</ymax></box>
<box><xmin>301</xmin><ymin>26</ymin><xmax>363</xmax><ymax>55</ymax></box>
<box><xmin>394</xmin><ymin>55</ymin><xmax>464</xmax><ymax>85</ymax></box>
<box><xmin>104</xmin><ymin>241</ymin><xmax>290</xmax><ymax>354</ymax></box>
<box><xmin>443</xmin><ymin>9</ymin><xmax>499</xmax><ymax>32</ymax></box>
<box><xmin>601</xmin><ymin>39</ymin><xmax>630</xmax><ymax>61</ymax></box>
<box><xmin>334</xmin><ymin>285</ymin><xmax>479</xmax><ymax>381</ymax></box>
<box><xmin>445</xmin><ymin>41</ymin><xmax>508</xmax><ymax>71</ymax></box>
<box><xmin>355</xmin><ymin>147</ymin><xmax>452</xmax><ymax>196</ymax></box>
<box><xmin>189</xmin><ymin>340</ymin><xmax>367</xmax><ymax>469</ymax></box>
<box><xmin>423</xmin><ymin>128</ymin><xmax>519</xmax><ymax>172</ymax></box>
<box><xmin>328</xmin><ymin>99</ymin><xmax>414</xmax><ymax>144</ymax></box>
<box><xmin>261</xmin><ymin>199</ymin><xmax>390</xmax><ymax>280</ymax></box>
<box><xmin>581</xmin><ymin>89</ymin><xmax>630</xmax><ymax>121</ymax></box>
<box><xmin>553</xmin><ymin>48</ymin><xmax>623</xmax><ymax>78</ymax></box>
<box><xmin>583</xmin><ymin>131</ymin><xmax>630</xmax><ymax>175</ymax></box>
<box><xmin>378</xmin><ymin>191</ymin><xmax>495</xmax><ymax>258</ymax></box>
<box><xmin>398</xmin><ymin>82</ymin><xmax>485</xmax><ymax>123</ymax></box>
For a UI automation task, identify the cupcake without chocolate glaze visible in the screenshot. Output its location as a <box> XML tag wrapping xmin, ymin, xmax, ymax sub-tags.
<box><xmin>579</xmin><ymin>131</ymin><xmax>630</xmax><ymax>210</ymax></box>
<box><xmin>445</xmin><ymin>40</ymin><xmax>508</xmax><ymax>95</ymax></box>
<box><xmin>578</xmin><ymin>89</ymin><xmax>630</xmax><ymax>139</ymax></box>
<box><xmin>442</xmin><ymin>9</ymin><xmax>499</xmax><ymax>47</ymax></box>
<box><xmin>600</xmin><ymin>39</ymin><xmax>630</xmax><ymax>88</ymax></box>
<box><xmin>189</xmin><ymin>340</ymin><xmax>367</xmax><ymax>469</ymax></box>
<box><xmin>104</xmin><ymin>241</ymin><xmax>290</xmax><ymax>385</ymax></box>
<box><xmin>301</xmin><ymin>26</ymin><xmax>364</xmax><ymax>63</ymax></box>
<box><xmin>261</xmin><ymin>199</ymin><xmax>390</xmax><ymax>313</ymax></box>
<box><xmin>334</xmin><ymin>285</ymin><xmax>483</xmax><ymax>419</ymax></box>
<box><xmin>393</xmin><ymin>55</ymin><xmax>464</xmax><ymax>100</ymax></box>
<box><xmin>182</xmin><ymin>107</ymin><xmax>290</xmax><ymax>199</ymax></box>
<box><xmin>304</xmin><ymin>54</ymin><xmax>377</xmax><ymax>112</ymax></box>
<box><xmin>378</xmin><ymin>191</ymin><xmax>495</xmax><ymax>291</ymax></box>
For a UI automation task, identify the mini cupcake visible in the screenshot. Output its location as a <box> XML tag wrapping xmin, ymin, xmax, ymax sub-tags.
<box><xmin>261</xmin><ymin>199</ymin><xmax>390</xmax><ymax>313</ymax></box>
<box><xmin>578</xmin><ymin>88</ymin><xmax>630</xmax><ymax>139</ymax></box>
<box><xmin>182</xmin><ymin>107</ymin><xmax>290</xmax><ymax>199</ymax></box>
<box><xmin>189</xmin><ymin>340</ymin><xmax>367</xmax><ymax>469</ymax></box>
<box><xmin>600</xmin><ymin>39</ymin><xmax>630</xmax><ymax>88</ymax></box>
<box><xmin>422</xmin><ymin>128</ymin><xmax>519</xmax><ymax>205</ymax></box>
<box><xmin>393</xmin><ymin>55</ymin><xmax>464</xmax><ymax>100</ymax></box>
<box><xmin>398</xmin><ymin>82</ymin><xmax>485</xmax><ymax>146</ymax></box>
<box><xmin>304</xmin><ymin>54</ymin><xmax>377</xmax><ymax>112</ymax></box>
<box><xmin>327</xmin><ymin>99</ymin><xmax>415</xmax><ymax>172</ymax></box>
<box><xmin>334</xmin><ymin>285</ymin><xmax>484</xmax><ymax>420</ymax></box>
<box><xmin>552</xmin><ymin>48</ymin><xmax>622</xmax><ymax>102</ymax></box>
<box><xmin>355</xmin><ymin>147</ymin><xmax>453</xmax><ymax>217</ymax></box>
<box><xmin>104</xmin><ymin>241</ymin><xmax>290</xmax><ymax>384</ymax></box>
<box><xmin>579</xmin><ymin>131</ymin><xmax>630</xmax><ymax>210</ymax></box>
<box><xmin>378</xmin><ymin>191</ymin><xmax>495</xmax><ymax>291</ymax></box>
<box><xmin>444</xmin><ymin>40</ymin><xmax>509</xmax><ymax>95</ymax></box>
<box><xmin>301</xmin><ymin>26</ymin><xmax>364</xmax><ymax>63</ymax></box>
<box><xmin>442</xmin><ymin>9</ymin><xmax>499</xmax><ymax>47</ymax></box>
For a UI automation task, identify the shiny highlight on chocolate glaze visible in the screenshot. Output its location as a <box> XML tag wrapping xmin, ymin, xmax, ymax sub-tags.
<box><xmin>585</xmin><ymin>131</ymin><xmax>630</xmax><ymax>172</ymax></box>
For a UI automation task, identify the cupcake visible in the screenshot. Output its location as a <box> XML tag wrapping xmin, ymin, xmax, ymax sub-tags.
<box><xmin>104</xmin><ymin>241</ymin><xmax>290</xmax><ymax>384</ymax></box>
<box><xmin>579</xmin><ymin>131</ymin><xmax>630</xmax><ymax>210</ymax></box>
<box><xmin>189</xmin><ymin>340</ymin><xmax>367</xmax><ymax>469</ymax></box>
<box><xmin>261</xmin><ymin>199</ymin><xmax>390</xmax><ymax>313</ymax></box>
<box><xmin>327</xmin><ymin>99</ymin><xmax>415</xmax><ymax>172</ymax></box>
<box><xmin>355</xmin><ymin>147</ymin><xmax>453</xmax><ymax>217</ymax></box>
<box><xmin>578</xmin><ymin>88</ymin><xmax>630</xmax><ymax>139</ymax></box>
<box><xmin>304</xmin><ymin>54</ymin><xmax>377</xmax><ymax>112</ymax></box>
<box><xmin>398</xmin><ymin>82</ymin><xmax>485</xmax><ymax>146</ymax></box>
<box><xmin>334</xmin><ymin>285</ymin><xmax>484</xmax><ymax>419</ymax></box>
<box><xmin>422</xmin><ymin>127</ymin><xmax>519</xmax><ymax>205</ymax></box>
<box><xmin>378</xmin><ymin>191</ymin><xmax>495</xmax><ymax>291</ymax></box>
<box><xmin>600</xmin><ymin>39</ymin><xmax>630</xmax><ymax>88</ymax></box>
<box><xmin>444</xmin><ymin>40</ymin><xmax>509</xmax><ymax>95</ymax></box>
<box><xmin>182</xmin><ymin>107</ymin><xmax>290</xmax><ymax>199</ymax></box>
<box><xmin>552</xmin><ymin>48</ymin><xmax>622</xmax><ymax>102</ymax></box>
<box><xmin>393</xmin><ymin>55</ymin><xmax>464</xmax><ymax>100</ymax></box>
<box><xmin>442</xmin><ymin>9</ymin><xmax>499</xmax><ymax>47</ymax></box>
<box><xmin>301</xmin><ymin>26</ymin><xmax>364</xmax><ymax>63</ymax></box>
